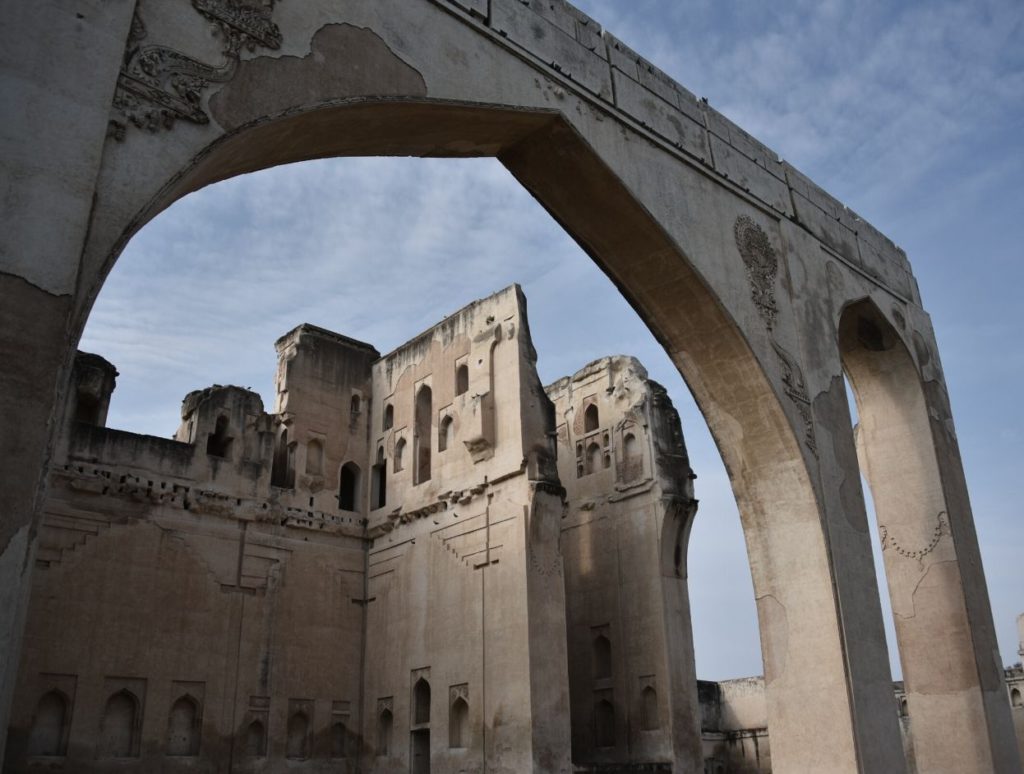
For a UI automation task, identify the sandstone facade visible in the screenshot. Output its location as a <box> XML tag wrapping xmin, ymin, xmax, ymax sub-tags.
<box><xmin>4</xmin><ymin>286</ymin><xmax>700</xmax><ymax>773</ymax></box>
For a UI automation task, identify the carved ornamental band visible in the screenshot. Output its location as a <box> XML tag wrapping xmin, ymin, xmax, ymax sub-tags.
<box><xmin>110</xmin><ymin>0</ymin><xmax>283</xmax><ymax>140</ymax></box>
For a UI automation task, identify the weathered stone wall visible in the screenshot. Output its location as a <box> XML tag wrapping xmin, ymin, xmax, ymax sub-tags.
<box><xmin>548</xmin><ymin>356</ymin><xmax>699</xmax><ymax>771</ymax></box>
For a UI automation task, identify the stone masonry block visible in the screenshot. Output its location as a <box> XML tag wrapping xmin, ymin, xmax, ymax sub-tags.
<box><xmin>857</xmin><ymin>233</ymin><xmax>915</xmax><ymax>299</ymax></box>
<box><xmin>784</xmin><ymin>162</ymin><xmax>844</xmax><ymax>221</ymax></box>
<box><xmin>709</xmin><ymin>135</ymin><xmax>792</xmax><ymax>216</ymax></box>
<box><xmin>435</xmin><ymin>0</ymin><xmax>489</xmax><ymax>19</ymax></box>
<box><xmin>703</xmin><ymin>105</ymin><xmax>784</xmax><ymax>181</ymax></box>
<box><xmin>603</xmin><ymin>32</ymin><xmax>640</xmax><ymax>79</ymax></box>
<box><xmin>612</xmin><ymin>69</ymin><xmax>709</xmax><ymax>163</ymax></box>
<box><xmin>790</xmin><ymin>190</ymin><xmax>861</xmax><ymax>266</ymax></box>
<box><xmin>603</xmin><ymin>32</ymin><xmax>703</xmax><ymax>125</ymax></box>
<box><xmin>490</xmin><ymin>0</ymin><xmax>613</xmax><ymax>99</ymax></box>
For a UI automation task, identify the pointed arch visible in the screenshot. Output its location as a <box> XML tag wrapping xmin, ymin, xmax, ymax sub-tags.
<box><xmin>438</xmin><ymin>415</ymin><xmax>454</xmax><ymax>452</ymax></box>
<box><xmin>584</xmin><ymin>403</ymin><xmax>599</xmax><ymax>433</ymax></box>
<box><xmin>339</xmin><ymin>461</ymin><xmax>361</xmax><ymax>511</ymax></box>
<box><xmin>377</xmin><ymin>708</ymin><xmax>393</xmax><ymax>756</ymax></box>
<box><xmin>245</xmin><ymin>718</ymin><xmax>266</xmax><ymax>758</ymax></box>
<box><xmin>449</xmin><ymin>696</ymin><xmax>469</xmax><ymax>748</ymax></box>
<box><xmin>286</xmin><ymin>710</ymin><xmax>310</xmax><ymax>759</ymax></box>
<box><xmin>99</xmin><ymin>690</ymin><xmax>139</xmax><ymax>758</ymax></box>
<box><xmin>166</xmin><ymin>695</ymin><xmax>200</xmax><ymax>756</ymax></box>
<box><xmin>27</xmin><ymin>690</ymin><xmax>69</xmax><ymax>757</ymax></box>
<box><xmin>414</xmin><ymin>385</ymin><xmax>433</xmax><ymax>484</ymax></box>
<box><xmin>413</xmin><ymin>678</ymin><xmax>431</xmax><ymax>726</ymax></box>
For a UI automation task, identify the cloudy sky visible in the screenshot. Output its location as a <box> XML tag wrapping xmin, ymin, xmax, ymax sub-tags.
<box><xmin>82</xmin><ymin>0</ymin><xmax>1024</xmax><ymax>680</ymax></box>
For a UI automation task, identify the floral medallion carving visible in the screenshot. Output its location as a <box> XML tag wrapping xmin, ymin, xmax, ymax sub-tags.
<box><xmin>734</xmin><ymin>215</ymin><xmax>779</xmax><ymax>331</ymax></box>
<box><xmin>110</xmin><ymin>0</ymin><xmax>283</xmax><ymax>140</ymax></box>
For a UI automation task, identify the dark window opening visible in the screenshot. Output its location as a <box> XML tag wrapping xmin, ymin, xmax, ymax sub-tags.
<box><xmin>413</xmin><ymin>678</ymin><xmax>431</xmax><ymax>726</ymax></box>
<box><xmin>245</xmin><ymin>719</ymin><xmax>267</xmax><ymax>758</ymax></box>
<box><xmin>594</xmin><ymin>699</ymin><xmax>615</xmax><ymax>748</ymax></box>
<box><xmin>414</xmin><ymin>386</ymin><xmax>433</xmax><ymax>484</ymax></box>
<box><xmin>593</xmin><ymin>634</ymin><xmax>612</xmax><ymax>680</ymax></box>
<box><xmin>206</xmin><ymin>415</ymin><xmax>233</xmax><ymax>458</ymax></box>
<box><xmin>383</xmin><ymin>404</ymin><xmax>394</xmax><ymax>431</ymax></box>
<box><xmin>584</xmin><ymin>403</ymin><xmax>599</xmax><ymax>433</ymax></box>
<box><xmin>27</xmin><ymin>690</ymin><xmax>69</xmax><ymax>757</ymax></box>
<box><xmin>339</xmin><ymin>462</ymin><xmax>361</xmax><ymax>512</ymax></box>
<box><xmin>371</xmin><ymin>447</ymin><xmax>387</xmax><ymax>510</ymax></box>
<box><xmin>439</xmin><ymin>415</ymin><xmax>454</xmax><ymax>452</ymax></box>
<box><xmin>455</xmin><ymin>364</ymin><xmax>469</xmax><ymax>396</ymax></box>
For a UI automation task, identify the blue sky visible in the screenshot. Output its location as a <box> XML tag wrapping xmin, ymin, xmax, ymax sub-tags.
<box><xmin>82</xmin><ymin>0</ymin><xmax>1024</xmax><ymax>679</ymax></box>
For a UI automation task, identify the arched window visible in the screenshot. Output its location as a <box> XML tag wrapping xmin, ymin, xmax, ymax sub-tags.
<box><xmin>371</xmin><ymin>446</ymin><xmax>387</xmax><ymax>510</ymax></box>
<box><xmin>413</xmin><ymin>678</ymin><xmax>431</xmax><ymax>726</ymax></box>
<box><xmin>593</xmin><ymin>634</ymin><xmax>612</xmax><ymax>680</ymax></box>
<box><xmin>351</xmin><ymin>393</ymin><xmax>361</xmax><ymax>414</ymax></box>
<box><xmin>271</xmin><ymin>428</ymin><xmax>295</xmax><ymax>488</ymax></box>
<box><xmin>455</xmin><ymin>364</ymin><xmax>469</xmax><ymax>396</ymax></box>
<box><xmin>640</xmin><ymin>686</ymin><xmax>659</xmax><ymax>731</ymax></box>
<box><xmin>449</xmin><ymin>697</ymin><xmax>469</xmax><ymax>748</ymax></box>
<box><xmin>305</xmin><ymin>438</ymin><xmax>324</xmax><ymax>476</ymax></box>
<box><xmin>899</xmin><ymin>697</ymin><xmax>908</xmax><ymax>717</ymax></box>
<box><xmin>339</xmin><ymin>462</ymin><xmax>361</xmax><ymax>511</ymax></box>
<box><xmin>594</xmin><ymin>699</ymin><xmax>615</xmax><ymax>748</ymax></box>
<box><xmin>28</xmin><ymin>690</ymin><xmax>68</xmax><ymax>757</ymax></box>
<box><xmin>584</xmin><ymin>403</ymin><xmax>599</xmax><ymax>433</ymax></box>
<box><xmin>99</xmin><ymin>690</ymin><xmax>139</xmax><ymax>758</ymax></box>
<box><xmin>439</xmin><ymin>415</ymin><xmax>454</xmax><ymax>452</ymax></box>
<box><xmin>331</xmin><ymin>720</ymin><xmax>347</xmax><ymax>758</ymax></box>
<box><xmin>286</xmin><ymin>711</ymin><xmax>309</xmax><ymax>759</ymax></box>
<box><xmin>623</xmin><ymin>432</ymin><xmax>642</xmax><ymax>481</ymax></box>
<box><xmin>586</xmin><ymin>442</ymin><xmax>602</xmax><ymax>475</ymax></box>
<box><xmin>1011</xmin><ymin>687</ymin><xmax>1022</xmax><ymax>708</ymax></box>
<box><xmin>166</xmin><ymin>695</ymin><xmax>200</xmax><ymax>756</ymax></box>
<box><xmin>245</xmin><ymin>719</ymin><xmax>266</xmax><ymax>758</ymax></box>
<box><xmin>206</xmin><ymin>415</ymin><xmax>233</xmax><ymax>457</ymax></box>
<box><xmin>377</xmin><ymin>708</ymin><xmax>393</xmax><ymax>756</ymax></box>
<box><xmin>383</xmin><ymin>404</ymin><xmax>394</xmax><ymax>431</ymax></box>
<box><xmin>394</xmin><ymin>438</ymin><xmax>406</xmax><ymax>473</ymax></box>
<box><xmin>414</xmin><ymin>386</ymin><xmax>433</xmax><ymax>484</ymax></box>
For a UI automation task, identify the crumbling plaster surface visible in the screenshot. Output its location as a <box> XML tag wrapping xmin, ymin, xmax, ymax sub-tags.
<box><xmin>0</xmin><ymin>0</ymin><xmax>1017</xmax><ymax>770</ymax></box>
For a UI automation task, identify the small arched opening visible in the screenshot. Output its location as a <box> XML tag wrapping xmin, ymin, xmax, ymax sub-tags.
<box><xmin>245</xmin><ymin>719</ymin><xmax>266</xmax><ymax>758</ymax></box>
<box><xmin>99</xmin><ymin>690</ymin><xmax>139</xmax><ymax>758</ymax></box>
<box><xmin>584</xmin><ymin>403</ymin><xmax>599</xmax><ymax>433</ymax></box>
<box><xmin>351</xmin><ymin>393</ymin><xmax>361</xmax><ymax>414</ymax></box>
<box><xmin>593</xmin><ymin>634</ymin><xmax>612</xmax><ymax>680</ymax></box>
<box><xmin>414</xmin><ymin>385</ymin><xmax>433</xmax><ymax>484</ymax></box>
<box><xmin>586</xmin><ymin>442</ymin><xmax>602</xmax><ymax>475</ymax></box>
<box><xmin>331</xmin><ymin>720</ymin><xmax>348</xmax><ymax>758</ymax></box>
<box><xmin>285</xmin><ymin>711</ymin><xmax>310</xmax><ymax>760</ymax></box>
<box><xmin>1011</xmin><ymin>688</ymin><xmax>1022</xmax><ymax>708</ymax></box>
<box><xmin>449</xmin><ymin>696</ymin><xmax>469</xmax><ymax>748</ymax></box>
<box><xmin>394</xmin><ymin>437</ymin><xmax>406</xmax><ymax>473</ymax></box>
<box><xmin>622</xmin><ymin>432</ymin><xmax>642</xmax><ymax>482</ymax></box>
<box><xmin>640</xmin><ymin>686</ymin><xmax>659</xmax><ymax>731</ymax></box>
<box><xmin>594</xmin><ymin>699</ymin><xmax>615</xmax><ymax>749</ymax></box>
<box><xmin>438</xmin><ymin>415</ymin><xmax>454</xmax><ymax>452</ymax></box>
<box><xmin>455</xmin><ymin>364</ymin><xmax>469</xmax><ymax>396</ymax></box>
<box><xmin>305</xmin><ymin>438</ymin><xmax>324</xmax><ymax>476</ymax></box>
<box><xmin>413</xmin><ymin>678</ymin><xmax>431</xmax><ymax>726</ymax></box>
<box><xmin>339</xmin><ymin>461</ymin><xmax>361</xmax><ymax>511</ymax></box>
<box><xmin>377</xmin><ymin>708</ymin><xmax>393</xmax><ymax>756</ymax></box>
<box><xmin>271</xmin><ymin>427</ymin><xmax>295</xmax><ymax>488</ymax></box>
<box><xmin>371</xmin><ymin>446</ymin><xmax>387</xmax><ymax>510</ymax></box>
<box><xmin>166</xmin><ymin>695</ymin><xmax>201</xmax><ymax>756</ymax></box>
<box><xmin>27</xmin><ymin>690</ymin><xmax>69</xmax><ymax>757</ymax></box>
<box><xmin>383</xmin><ymin>403</ymin><xmax>394</xmax><ymax>431</ymax></box>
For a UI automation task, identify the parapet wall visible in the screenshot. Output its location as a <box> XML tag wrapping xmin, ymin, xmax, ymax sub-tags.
<box><xmin>430</xmin><ymin>0</ymin><xmax>918</xmax><ymax>303</ymax></box>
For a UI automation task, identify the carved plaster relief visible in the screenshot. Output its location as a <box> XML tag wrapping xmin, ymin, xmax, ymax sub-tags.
<box><xmin>110</xmin><ymin>0</ymin><xmax>283</xmax><ymax>140</ymax></box>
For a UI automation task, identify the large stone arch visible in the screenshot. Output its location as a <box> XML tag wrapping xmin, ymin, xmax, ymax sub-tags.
<box><xmin>0</xmin><ymin>1</ymin><xmax>1016</xmax><ymax>771</ymax></box>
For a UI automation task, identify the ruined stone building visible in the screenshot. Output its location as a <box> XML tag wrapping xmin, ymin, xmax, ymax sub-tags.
<box><xmin>3</xmin><ymin>286</ymin><xmax>703</xmax><ymax>773</ymax></box>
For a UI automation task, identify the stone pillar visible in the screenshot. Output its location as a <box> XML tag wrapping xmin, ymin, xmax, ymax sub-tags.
<box><xmin>838</xmin><ymin>303</ymin><xmax>1021</xmax><ymax>773</ymax></box>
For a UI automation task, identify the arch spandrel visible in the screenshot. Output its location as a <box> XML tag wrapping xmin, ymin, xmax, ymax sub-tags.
<box><xmin>2</xmin><ymin>0</ymin><xmax>1016</xmax><ymax>772</ymax></box>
